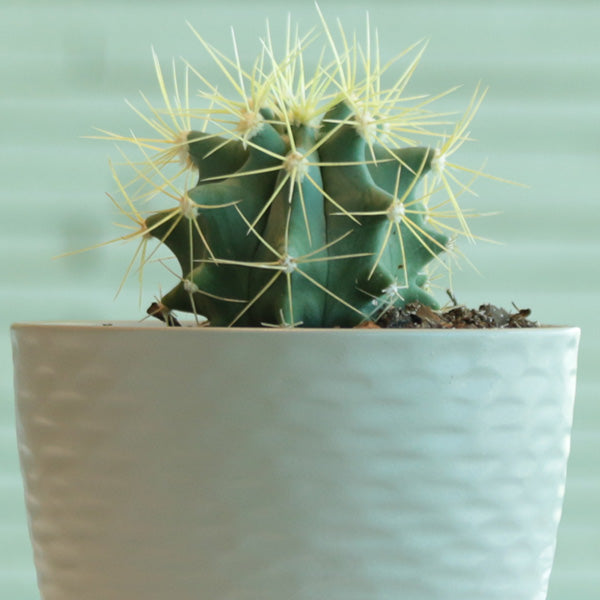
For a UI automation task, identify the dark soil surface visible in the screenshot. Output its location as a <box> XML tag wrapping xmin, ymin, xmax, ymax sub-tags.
<box><xmin>148</xmin><ymin>297</ymin><xmax>539</xmax><ymax>329</ymax></box>
<box><xmin>372</xmin><ymin>300</ymin><xmax>538</xmax><ymax>329</ymax></box>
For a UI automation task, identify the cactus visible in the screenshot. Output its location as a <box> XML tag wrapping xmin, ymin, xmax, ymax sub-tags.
<box><xmin>99</xmin><ymin>7</ymin><xmax>496</xmax><ymax>328</ymax></box>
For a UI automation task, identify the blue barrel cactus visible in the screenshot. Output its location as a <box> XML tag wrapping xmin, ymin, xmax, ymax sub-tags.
<box><xmin>99</xmin><ymin>8</ymin><xmax>496</xmax><ymax>327</ymax></box>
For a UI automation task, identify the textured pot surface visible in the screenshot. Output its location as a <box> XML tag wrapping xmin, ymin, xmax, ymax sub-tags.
<box><xmin>12</xmin><ymin>323</ymin><xmax>580</xmax><ymax>600</ymax></box>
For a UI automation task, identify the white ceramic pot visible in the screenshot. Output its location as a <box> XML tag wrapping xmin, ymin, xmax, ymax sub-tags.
<box><xmin>12</xmin><ymin>323</ymin><xmax>580</xmax><ymax>600</ymax></box>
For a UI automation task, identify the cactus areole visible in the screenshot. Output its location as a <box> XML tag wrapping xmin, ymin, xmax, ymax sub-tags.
<box><xmin>100</xmin><ymin>8</ymin><xmax>500</xmax><ymax>328</ymax></box>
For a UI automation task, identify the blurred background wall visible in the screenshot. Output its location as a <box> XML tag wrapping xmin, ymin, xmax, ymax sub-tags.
<box><xmin>1</xmin><ymin>1</ymin><xmax>598</xmax><ymax>598</ymax></box>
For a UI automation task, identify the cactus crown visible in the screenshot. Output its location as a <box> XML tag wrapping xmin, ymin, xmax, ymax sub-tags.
<box><xmin>98</xmin><ymin>7</ymin><xmax>499</xmax><ymax>328</ymax></box>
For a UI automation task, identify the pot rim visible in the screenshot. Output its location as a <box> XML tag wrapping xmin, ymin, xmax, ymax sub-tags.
<box><xmin>10</xmin><ymin>321</ymin><xmax>580</xmax><ymax>335</ymax></box>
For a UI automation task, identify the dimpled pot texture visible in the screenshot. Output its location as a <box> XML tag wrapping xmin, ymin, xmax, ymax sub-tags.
<box><xmin>11</xmin><ymin>323</ymin><xmax>580</xmax><ymax>600</ymax></box>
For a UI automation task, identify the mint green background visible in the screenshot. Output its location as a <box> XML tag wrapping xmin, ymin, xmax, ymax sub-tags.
<box><xmin>2</xmin><ymin>1</ymin><xmax>598</xmax><ymax>598</ymax></box>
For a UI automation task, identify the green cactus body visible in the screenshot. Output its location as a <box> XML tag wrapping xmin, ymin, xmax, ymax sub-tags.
<box><xmin>249</xmin><ymin>125</ymin><xmax>329</xmax><ymax>327</ymax></box>
<box><xmin>153</xmin><ymin>119</ymin><xmax>288</xmax><ymax>326</ymax></box>
<box><xmin>104</xmin><ymin>10</ymin><xmax>490</xmax><ymax>327</ymax></box>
